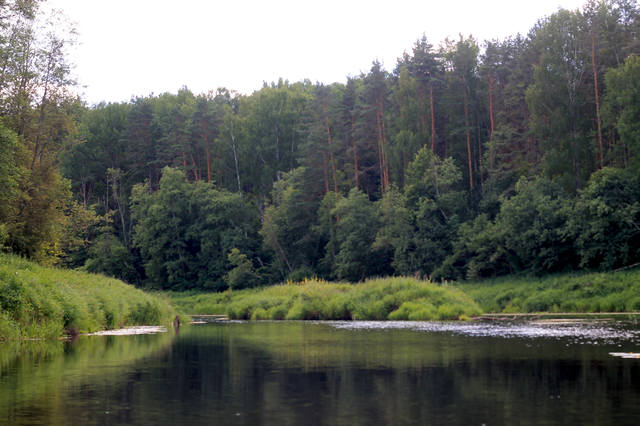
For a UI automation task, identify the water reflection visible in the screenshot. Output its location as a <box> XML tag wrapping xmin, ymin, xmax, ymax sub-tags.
<box><xmin>0</xmin><ymin>332</ymin><xmax>175</xmax><ymax>425</ymax></box>
<box><xmin>1</xmin><ymin>321</ymin><xmax>639</xmax><ymax>425</ymax></box>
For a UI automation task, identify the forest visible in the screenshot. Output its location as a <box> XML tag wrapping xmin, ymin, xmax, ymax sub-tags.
<box><xmin>2</xmin><ymin>0</ymin><xmax>640</xmax><ymax>292</ymax></box>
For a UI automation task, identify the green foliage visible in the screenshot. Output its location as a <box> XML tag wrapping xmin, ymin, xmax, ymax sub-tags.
<box><xmin>0</xmin><ymin>124</ymin><xmax>24</xmax><ymax>223</ymax></box>
<box><xmin>1</xmin><ymin>0</ymin><xmax>638</xmax><ymax>293</ymax></box>
<box><xmin>391</xmin><ymin>147</ymin><xmax>467</xmax><ymax>277</ymax></box>
<box><xmin>6</xmin><ymin>168</ymin><xmax>75</xmax><ymax>263</ymax></box>
<box><xmin>166</xmin><ymin>277</ymin><xmax>482</xmax><ymax>321</ymax></box>
<box><xmin>434</xmin><ymin>214</ymin><xmax>504</xmax><ymax>281</ymax></box>
<box><xmin>132</xmin><ymin>167</ymin><xmax>259</xmax><ymax>290</ymax></box>
<box><xmin>460</xmin><ymin>268</ymin><xmax>640</xmax><ymax>314</ymax></box>
<box><xmin>526</xmin><ymin>9</ymin><xmax>594</xmax><ymax>188</ymax></box>
<box><xmin>604</xmin><ymin>54</ymin><xmax>640</xmax><ymax>167</ymax></box>
<box><xmin>245</xmin><ymin>80</ymin><xmax>312</xmax><ymax>196</ymax></box>
<box><xmin>225</xmin><ymin>248</ymin><xmax>260</xmax><ymax>290</ymax></box>
<box><xmin>314</xmin><ymin>191</ymin><xmax>342</xmax><ymax>278</ymax></box>
<box><xmin>0</xmin><ymin>254</ymin><xmax>175</xmax><ymax>340</ymax></box>
<box><xmin>0</xmin><ymin>125</ymin><xmax>20</xmax><ymax>255</ymax></box>
<box><xmin>438</xmin><ymin>177</ymin><xmax>577</xmax><ymax>280</ymax></box>
<box><xmin>126</xmin><ymin>301</ymin><xmax>162</xmax><ymax>324</ymax></box>
<box><xmin>260</xmin><ymin>167</ymin><xmax>322</xmax><ymax>280</ymax></box>
<box><xmin>481</xmin><ymin>36</ymin><xmax>536</xmax><ymax>188</ymax></box>
<box><xmin>374</xmin><ymin>186</ymin><xmax>413</xmax><ymax>274</ymax></box>
<box><xmin>0</xmin><ymin>224</ymin><xmax>8</xmax><ymax>249</ymax></box>
<box><xmin>286</xmin><ymin>265</ymin><xmax>317</xmax><ymax>282</ymax></box>
<box><xmin>0</xmin><ymin>123</ymin><xmax>76</xmax><ymax>263</ymax></box>
<box><xmin>83</xmin><ymin>233</ymin><xmax>138</xmax><ymax>283</ymax></box>
<box><xmin>331</xmin><ymin>188</ymin><xmax>391</xmax><ymax>281</ymax></box>
<box><xmin>0</xmin><ymin>2</ymin><xmax>82</xmax><ymax>264</ymax></box>
<box><xmin>497</xmin><ymin>177</ymin><xmax>576</xmax><ymax>272</ymax></box>
<box><xmin>569</xmin><ymin>167</ymin><xmax>640</xmax><ymax>269</ymax></box>
<box><xmin>57</xmin><ymin>201</ymin><xmax>104</xmax><ymax>269</ymax></box>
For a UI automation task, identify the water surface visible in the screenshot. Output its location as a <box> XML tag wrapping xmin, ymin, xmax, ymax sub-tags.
<box><xmin>1</xmin><ymin>320</ymin><xmax>639</xmax><ymax>425</ymax></box>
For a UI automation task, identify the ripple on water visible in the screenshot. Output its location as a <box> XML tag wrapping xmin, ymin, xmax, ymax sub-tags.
<box><xmin>326</xmin><ymin>320</ymin><xmax>640</xmax><ymax>344</ymax></box>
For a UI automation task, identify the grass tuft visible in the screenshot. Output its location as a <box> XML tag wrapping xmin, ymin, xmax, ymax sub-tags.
<box><xmin>166</xmin><ymin>277</ymin><xmax>482</xmax><ymax>321</ymax></box>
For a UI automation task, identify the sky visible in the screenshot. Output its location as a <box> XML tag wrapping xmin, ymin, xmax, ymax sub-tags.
<box><xmin>46</xmin><ymin>0</ymin><xmax>587</xmax><ymax>105</ymax></box>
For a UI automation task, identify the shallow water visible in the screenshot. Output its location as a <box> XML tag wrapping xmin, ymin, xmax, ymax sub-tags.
<box><xmin>1</xmin><ymin>320</ymin><xmax>640</xmax><ymax>425</ymax></box>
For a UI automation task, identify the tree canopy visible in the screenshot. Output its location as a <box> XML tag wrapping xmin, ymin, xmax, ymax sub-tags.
<box><xmin>3</xmin><ymin>0</ymin><xmax>640</xmax><ymax>290</ymax></box>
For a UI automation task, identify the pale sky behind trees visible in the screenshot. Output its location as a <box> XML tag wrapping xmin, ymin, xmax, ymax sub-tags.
<box><xmin>48</xmin><ymin>0</ymin><xmax>586</xmax><ymax>105</ymax></box>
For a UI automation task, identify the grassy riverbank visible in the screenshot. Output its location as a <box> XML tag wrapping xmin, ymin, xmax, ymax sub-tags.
<box><xmin>0</xmin><ymin>254</ymin><xmax>175</xmax><ymax>340</ymax></box>
<box><xmin>168</xmin><ymin>268</ymin><xmax>640</xmax><ymax>320</ymax></box>
<box><xmin>167</xmin><ymin>277</ymin><xmax>482</xmax><ymax>320</ymax></box>
<box><xmin>459</xmin><ymin>268</ymin><xmax>640</xmax><ymax>313</ymax></box>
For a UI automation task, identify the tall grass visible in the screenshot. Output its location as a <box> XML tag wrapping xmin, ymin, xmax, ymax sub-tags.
<box><xmin>166</xmin><ymin>277</ymin><xmax>482</xmax><ymax>321</ymax></box>
<box><xmin>0</xmin><ymin>254</ymin><xmax>175</xmax><ymax>340</ymax></box>
<box><xmin>167</xmin><ymin>269</ymin><xmax>640</xmax><ymax>320</ymax></box>
<box><xmin>458</xmin><ymin>269</ymin><xmax>640</xmax><ymax>313</ymax></box>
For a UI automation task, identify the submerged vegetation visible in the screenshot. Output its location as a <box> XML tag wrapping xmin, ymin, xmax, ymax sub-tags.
<box><xmin>0</xmin><ymin>255</ymin><xmax>175</xmax><ymax>340</ymax></box>
<box><xmin>168</xmin><ymin>277</ymin><xmax>482</xmax><ymax>321</ymax></box>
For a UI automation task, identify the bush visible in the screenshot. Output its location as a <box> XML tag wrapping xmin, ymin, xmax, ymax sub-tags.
<box><xmin>570</xmin><ymin>168</ymin><xmax>640</xmax><ymax>270</ymax></box>
<box><xmin>225</xmin><ymin>248</ymin><xmax>260</xmax><ymax>290</ymax></box>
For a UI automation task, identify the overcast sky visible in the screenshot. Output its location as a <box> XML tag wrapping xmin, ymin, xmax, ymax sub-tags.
<box><xmin>47</xmin><ymin>0</ymin><xmax>587</xmax><ymax>105</ymax></box>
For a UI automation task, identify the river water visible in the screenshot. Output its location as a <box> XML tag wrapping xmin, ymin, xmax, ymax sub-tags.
<box><xmin>1</xmin><ymin>320</ymin><xmax>640</xmax><ymax>425</ymax></box>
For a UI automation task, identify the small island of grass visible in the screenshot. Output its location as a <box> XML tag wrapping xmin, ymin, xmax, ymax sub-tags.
<box><xmin>167</xmin><ymin>268</ymin><xmax>640</xmax><ymax>322</ymax></box>
<box><xmin>168</xmin><ymin>277</ymin><xmax>482</xmax><ymax>321</ymax></box>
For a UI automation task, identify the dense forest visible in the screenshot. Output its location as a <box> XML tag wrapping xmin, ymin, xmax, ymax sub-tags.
<box><xmin>2</xmin><ymin>0</ymin><xmax>640</xmax><ymax>291</ymax></box>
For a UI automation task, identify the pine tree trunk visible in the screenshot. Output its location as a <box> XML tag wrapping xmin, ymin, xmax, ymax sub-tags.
<box><xmin>477</xmin><ymin>119</ymin><xmax>483</xmax><ymax>187</ymax></box>
<box><xmin>591</xmin><ymin>30</ymin><xmax>604</xmax><ymax>168</ymax></box>
<box><xmin>190</xmin><ymin>152</ymin><xmax>199</xmax><ymax>181</ymax></box>
<box><xmin>324</xmin><ymin>110</ymin><xmax>338</xmax><ymax>192</ymax></box>
<box><xmin>376</xmin><ymin>109</ymin><xmax>384</xmax><ymax>191</ymax></box>
<box><xmin>204</xmin><ymin>120</ymin><xmax>212</xmax><ymax>182</ymax></box>
<box><xmin>351</xmin><ymin>114</ymin><xmax>359</xmax><ymax>189</ymax></box>
<box><xmin>322</xmin><ymin>151</ymin><xmax>329</xmax><ymax>194</ymax></box>
<box><xmin>205</xmin><ymin>143</ymin><xmax>212</xmax><ymax>183</ymax></box>
<box><xmin>181</xmin><ymin>145</ymin><xmax>188</xmax><ymax>181</ymax></box>
<box><xmin>419</xmin><ymin>88</ymin><xmax>428</xmax><ymax>139</ymax></box>
<box><xmin>32</xmin><ymin>45</ymin><xmax>54</xmax><ymax>170</ymax></box>
<box><xmin>430</xmin><ymin>81</ymin><xmax>436</xmax><ymax>153</ymax></box>
<box><xmin>231</xmin><ymin>140</ymin><xmax>241</xmax><ymax>191</ymax></box>
<box><xmin>229</xmin><ymin>120</ymin><xmax>241</xmax><ymax>192</ymax></box>
<box><xmin>463</xmin><ymin>79</ymin><xmax>474</xmax><ymax>190</ymax></box>
<box><xmin>376</xmin><ymin>106</ymin><xmax>385</xmax><ymax>192</ymax></box>
<box><xmin>380</xmin><ymin>97</ymin><xmax>389</xmax><ymax>190</ymax></box>
<box><xmin>488</xmin><ymin>75</ymin><xmax>495</xmax><ymax>169</ymax></box>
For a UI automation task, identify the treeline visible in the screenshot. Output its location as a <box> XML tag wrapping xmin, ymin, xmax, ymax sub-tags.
<box><xmin>2</xmin><ymin>0</ymin><xmax>640</xmax><ymax>290</ymax></box>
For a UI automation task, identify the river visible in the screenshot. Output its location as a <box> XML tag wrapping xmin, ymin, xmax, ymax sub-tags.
<box><xmin>1</xmin><ymin>320</ymin><xmax>639</xmax><ymax>425</ymax></box>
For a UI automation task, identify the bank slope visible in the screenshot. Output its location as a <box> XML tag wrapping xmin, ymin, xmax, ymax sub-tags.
<box><xmin>0</xmin><ymin>254</ymin><xmax>175</xmax><ymax>340</ymax></box>
<box><xmin>458</xmin><ymin>269</ymin><xmax>640</xmax><ymax>314</ymax></box>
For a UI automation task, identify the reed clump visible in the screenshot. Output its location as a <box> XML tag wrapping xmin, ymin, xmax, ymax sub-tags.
<box><xmin>167</xmin><ymin>277</ymin><xmax>482</xmax><ymax>321</ymax></box>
